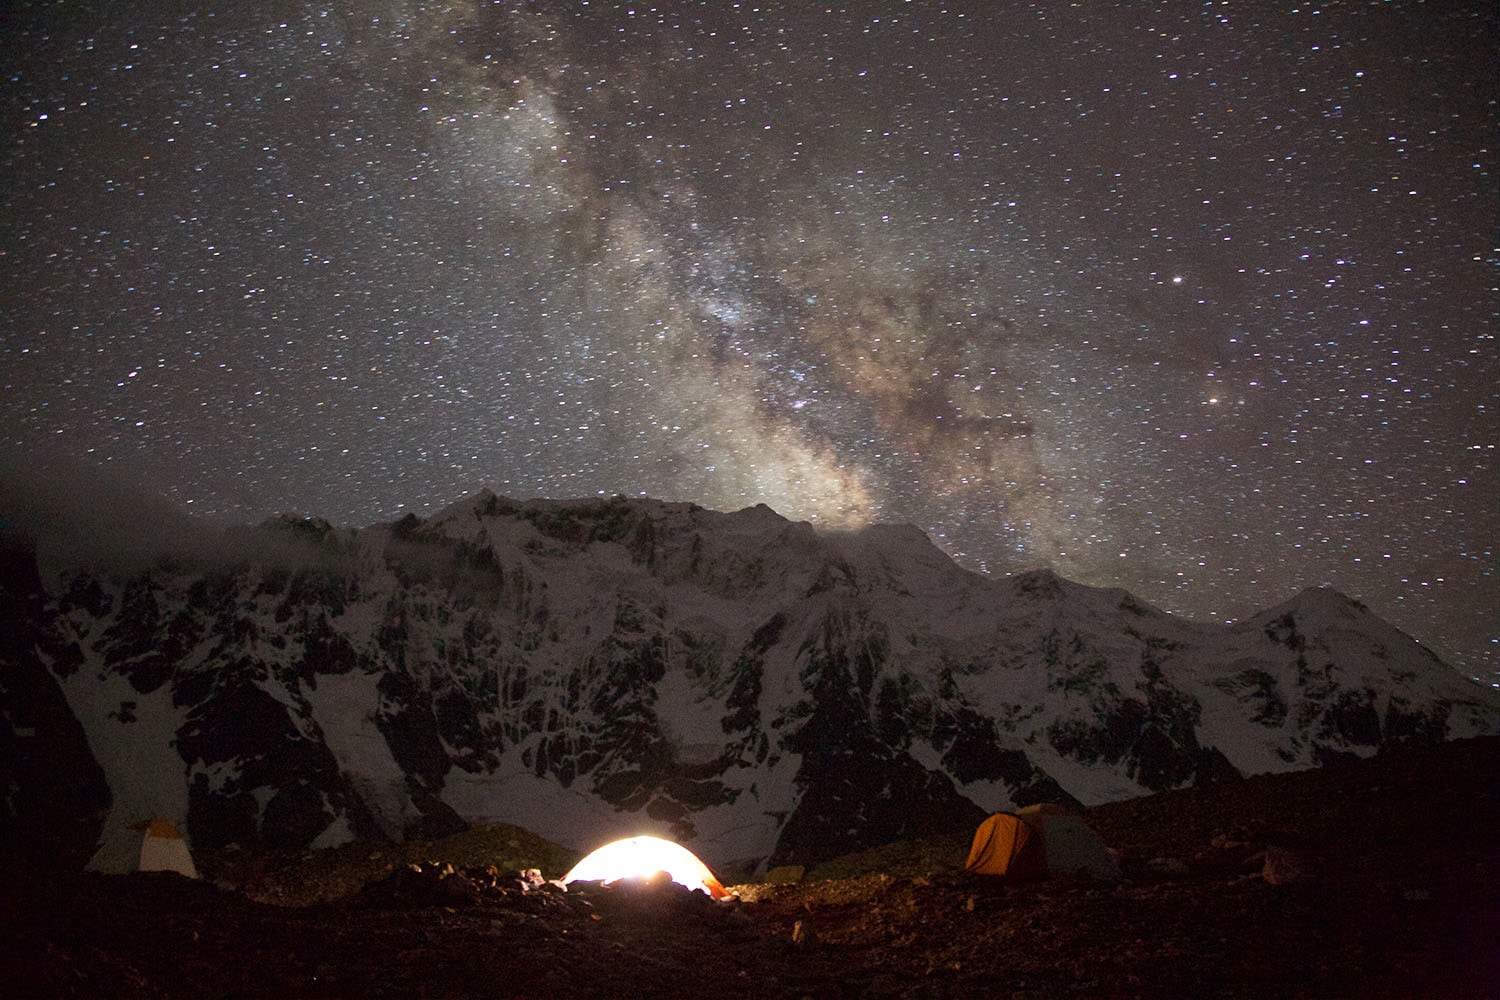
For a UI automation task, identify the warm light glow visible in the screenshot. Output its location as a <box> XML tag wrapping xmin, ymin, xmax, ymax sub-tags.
<box><xmin>563</xmin><ymin>836</ymin><xmax>731</xmax><ymax>899</ymax></box>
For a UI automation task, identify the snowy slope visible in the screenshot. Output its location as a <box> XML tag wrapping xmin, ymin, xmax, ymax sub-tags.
<box><xmin>10</xmin><ymin>494</ymin><xmax>1497</xmax><ymax>872</ymax></box>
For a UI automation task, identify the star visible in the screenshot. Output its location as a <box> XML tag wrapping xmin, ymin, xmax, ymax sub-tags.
<box><xmin>1</xmin><ymin>1</ymin><xmax>1495</xmax><ymax>682</ymax></box>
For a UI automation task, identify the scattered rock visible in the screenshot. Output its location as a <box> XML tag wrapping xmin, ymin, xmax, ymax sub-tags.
<box><xmin>763</xmin><ymin>864</ymin><xmax>805</xmax><ymax>885</ymax></box>
<box><xmin>1262</xmin><ymin>844</ymin><xmax>1321</xmax><ymax>885</ymax></box>
<box><xmin>1145</xmin><ymin>856</ymin><xmax>1190</xmax><ymax>877</ymax></box>
<box><xmin>791</xmin><ymin>919</ymin><xmax>817</xmax><ymax>948</ymax></box>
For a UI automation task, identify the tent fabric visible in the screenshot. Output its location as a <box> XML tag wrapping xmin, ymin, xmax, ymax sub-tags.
<box><xmin>1019</xmin><ymin>807</ymin><xmax>1122</xmax><ymax>880</ymax></box>
<box><xmin>563</xmin><ymin>835</ymin><xmax>732</xmax><ymax>899</ymax></box>
<box><xmin>963</xmin><ymin>813</ymin><xmax>1045</xmax><ymax>880</ymax></box>
<box><xmin>87</xmin><ymin>818</ymin><xmax>199</xmax><ymax>879</ymax></box>
<box><xmin>965</xmin><ymin>807</ymin><xmax>1120</xmax><ymax>881</ymax></box>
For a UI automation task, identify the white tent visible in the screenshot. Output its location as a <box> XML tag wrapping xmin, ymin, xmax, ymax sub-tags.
<box><xmin>87</xmin><ymin>818</ymin><xmax>199</xmax><ymax>878</ymax></box>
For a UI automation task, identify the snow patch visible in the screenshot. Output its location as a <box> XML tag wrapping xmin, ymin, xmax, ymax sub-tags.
<box><xmin>303</xmin><ymin>670</ymin><xmax>413</xmax><ymax>839</ymax></box>
<box><xmin>59</xmin><ymin>665</ymin><xmax>192</xmax><ymax>832</ymax></box>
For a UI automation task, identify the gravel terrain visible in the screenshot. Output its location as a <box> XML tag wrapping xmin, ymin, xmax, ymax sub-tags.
<box><xmin>5</xmin><ymin>736</ymin><xmax>1496</xmax><ymax>999</ymax></box>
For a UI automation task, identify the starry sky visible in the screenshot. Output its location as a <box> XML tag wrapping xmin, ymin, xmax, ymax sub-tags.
<box><xmin>3</xmin><ymin>2</ymin><xmax>1496</xmax><ymax>682</ymax></box>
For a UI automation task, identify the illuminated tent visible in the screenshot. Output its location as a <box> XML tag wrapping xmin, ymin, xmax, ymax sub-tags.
<box><xmin>563</xmin><ymin>836</ymin><xmax>732</xmax><ymax>899</ymax></box>
<box><xmin>964</xmin><ymin>804</ymin><xmax>1120</xmax><ymax>881</ymax></box>
<box><xmin>87</xmin><ymin>818</ymin><xmax>200</xmax><ymax>879</ymax></box>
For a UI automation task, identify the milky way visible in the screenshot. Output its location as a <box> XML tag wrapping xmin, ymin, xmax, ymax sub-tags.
<box><xmin>3</xmin><ymin>2</ymin><xmax>1495</xmax><ymax>680</ymax></box>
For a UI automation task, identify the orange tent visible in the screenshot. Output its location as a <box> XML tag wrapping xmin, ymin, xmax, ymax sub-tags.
<box><xmin>964</xmin><ymin>804</ymin><xmax>1119</xmax><ymax>881</ymax></box>
<box><xmin>964</xmin><ymin>812</ymin><xmax>1046</xmax><ymax>880</ymax></box>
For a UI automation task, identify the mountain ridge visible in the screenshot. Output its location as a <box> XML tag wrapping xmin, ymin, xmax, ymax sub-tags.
<box><xmin>3</xmin><ymin>492</ymin><xmax>1496</xmax><ymax>873</ymax></box>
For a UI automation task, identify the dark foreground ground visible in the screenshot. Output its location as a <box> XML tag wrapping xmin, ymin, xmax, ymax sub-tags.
<box><xmin>4</xmin><ymin>736</ymin><xmax>1497</xmax><ymax>999</ymax></box>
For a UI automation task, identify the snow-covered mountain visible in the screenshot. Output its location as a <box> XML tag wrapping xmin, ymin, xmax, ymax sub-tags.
<box><xmin>4</xmin><ymin>494</ymin><xmax>1496</xmax><ymax>873</ymax></box>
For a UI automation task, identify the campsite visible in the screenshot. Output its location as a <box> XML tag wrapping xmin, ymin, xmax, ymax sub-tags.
<box><xmin>4</xmin><ymin>735</ymin><xmax>1496</xmax><ymax>999</ymax></box>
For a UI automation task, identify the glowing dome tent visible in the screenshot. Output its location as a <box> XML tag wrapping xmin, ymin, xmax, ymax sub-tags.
<box><xmin>563</xmin><ymin>836</ymin><xmax>732</xmax><ymax>899</ymax></box>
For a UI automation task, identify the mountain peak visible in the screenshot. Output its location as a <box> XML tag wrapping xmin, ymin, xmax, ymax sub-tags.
<box><xmin>1255</xmin><ymin>585</ymin><xmax>1372</xmax><ymax>626</ymax></box>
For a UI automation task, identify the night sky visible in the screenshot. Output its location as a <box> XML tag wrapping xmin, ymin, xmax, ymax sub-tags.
<box><xmin>3</xmin><ymin>2</ymin><xmax>1495</xmax><ymax>682</ymax></box>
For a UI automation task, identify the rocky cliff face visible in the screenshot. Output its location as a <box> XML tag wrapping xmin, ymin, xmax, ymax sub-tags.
<box><xmin>5</xmin><ymin>495</ymin><xmax>1496</xmax><ymax>872</ymax></box>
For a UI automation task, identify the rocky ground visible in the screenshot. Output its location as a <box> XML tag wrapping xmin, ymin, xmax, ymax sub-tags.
<box><xmin>4</xmin><ymin>736</ymin><xmax>1496</xmax><ymax>999</ymax></box>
